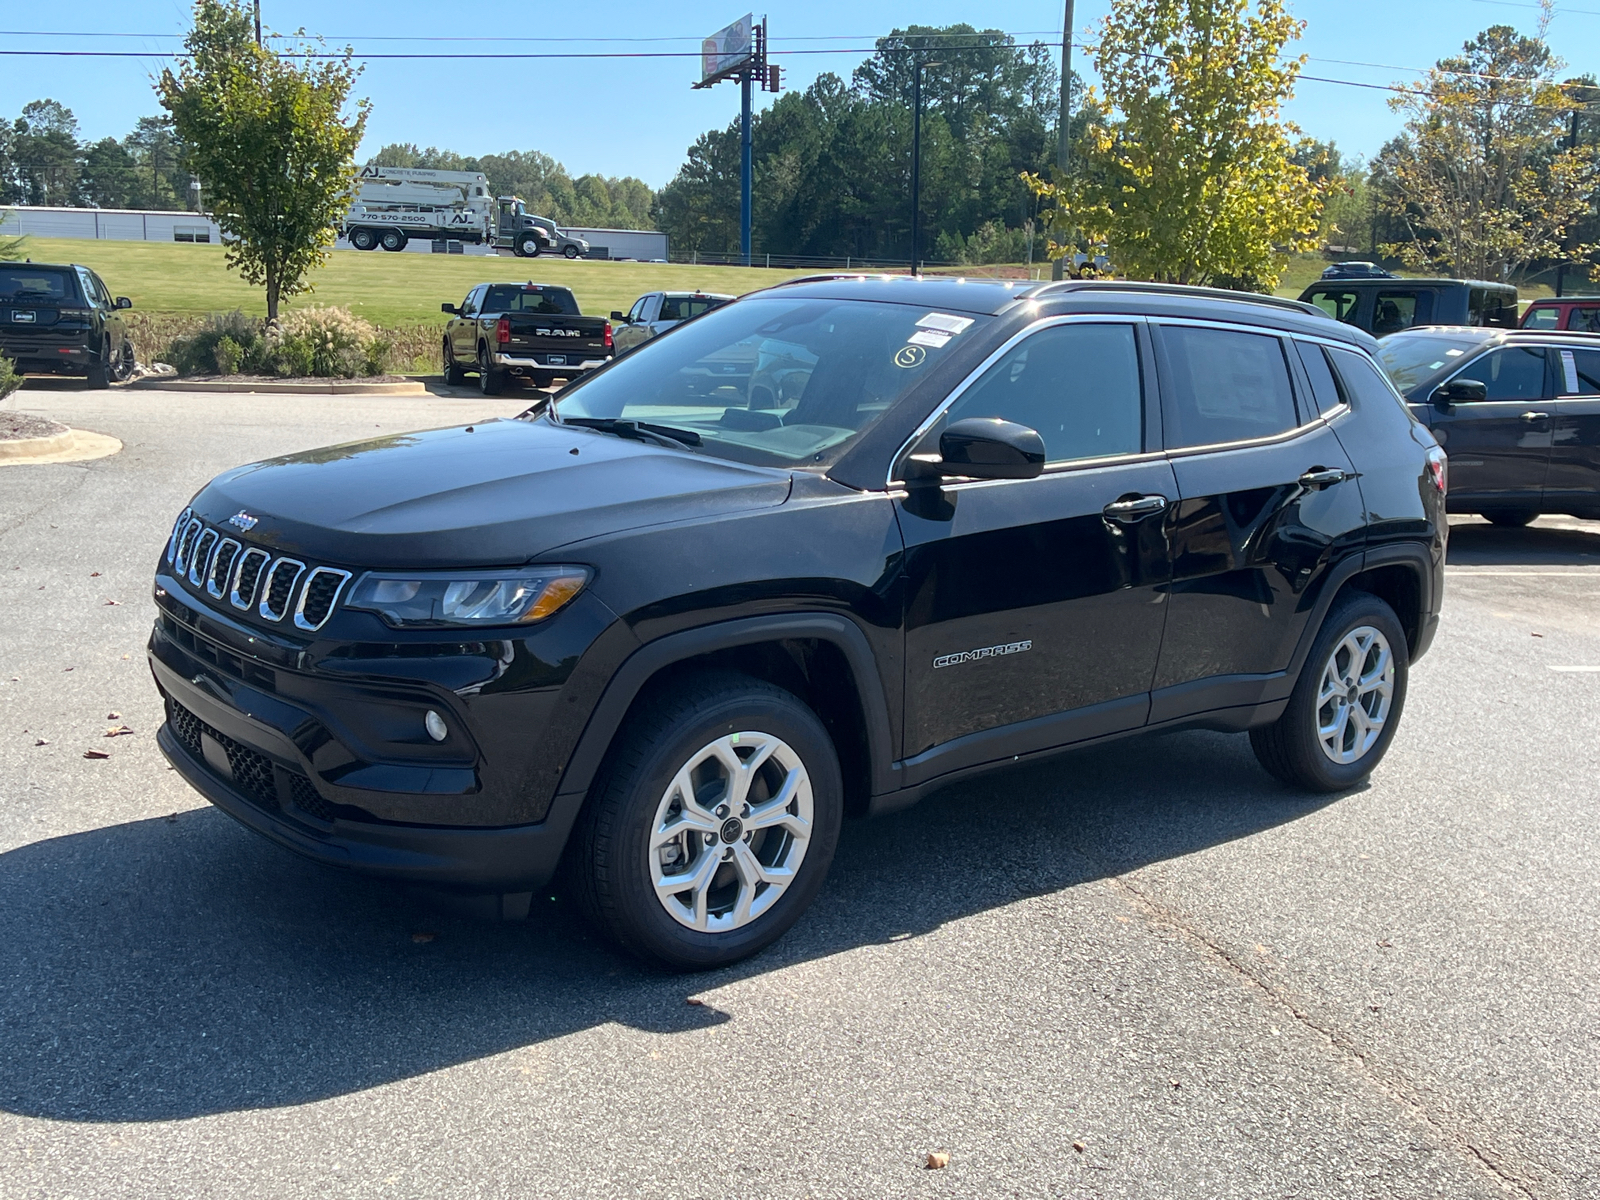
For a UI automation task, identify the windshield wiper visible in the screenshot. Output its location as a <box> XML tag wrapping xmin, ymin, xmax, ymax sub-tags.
<box><xmin>558</xmin><ymin>416</ymin><xmax>702</xmax><ymax>450</ymax></box>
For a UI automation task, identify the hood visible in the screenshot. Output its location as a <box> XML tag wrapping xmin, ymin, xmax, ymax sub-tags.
<box><xmin>191</xmin><ymin>418</ymin><xmax>792</xmax><ymax>568</ymax></box>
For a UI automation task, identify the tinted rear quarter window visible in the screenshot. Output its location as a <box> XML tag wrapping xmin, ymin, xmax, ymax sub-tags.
<box><xmin>1567</xmin><ymin>307</ymin><xmax>1600</xmax><ymax>333</ymax></box>
<box><xmin>1294</xmin><ymin>341</ymin><xmax>1345</xmax><ymax>414</ymax></box>
<box><xmin>1158</xmin><ymin>325</ymin><xmax>1299</xmax><ymax>448</ymax></box>
<box><xmin>1327</xmin><ymin>346</ymin><xmax>1421</xmax><ymax>434</ymax></box>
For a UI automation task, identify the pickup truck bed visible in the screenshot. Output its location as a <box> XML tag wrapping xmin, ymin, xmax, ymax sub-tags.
<box><xmin>442</xmin><ymin>282</ymin><xmax>613</xmax><ymax>394</ymax></box>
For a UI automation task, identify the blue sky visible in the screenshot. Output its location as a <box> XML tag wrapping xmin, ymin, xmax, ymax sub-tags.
<box><xmin>1</xmin><ymin>0</ymin><xmax>1593</xmax><ymax>187</ymax></box>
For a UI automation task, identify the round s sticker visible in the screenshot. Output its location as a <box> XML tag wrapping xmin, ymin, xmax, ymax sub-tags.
<box><xmin>894</xmin><ymin>344</ymin><xmax>927</xmax><ymax>368</ymax></box>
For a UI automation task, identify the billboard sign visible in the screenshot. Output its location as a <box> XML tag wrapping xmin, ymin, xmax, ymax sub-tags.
<box><xmin>700</xmin><ymin>14</ymin><xmax>754</xmax><ymax>87</ymax></box>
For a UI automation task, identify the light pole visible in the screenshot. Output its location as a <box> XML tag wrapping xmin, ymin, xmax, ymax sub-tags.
<box><xmin>1051</xmin><ymin>0</ymin><xmax>1076</xmax><ymax>281</ymax></box>
<box><xmin>910</xmin><ymin>59</ymin><xmax>942</xmax><ymax>275</ymax></box>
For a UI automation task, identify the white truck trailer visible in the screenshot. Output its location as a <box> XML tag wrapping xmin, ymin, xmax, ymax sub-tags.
<box><xmin>342</xmin><ymin>166</ymin><xmax>590</xmax><ymax>258</ymax></box>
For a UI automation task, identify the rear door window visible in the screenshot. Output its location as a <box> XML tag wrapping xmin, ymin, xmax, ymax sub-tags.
<box><xmin>1523</xmin><ymin>305</ymin><xmax>1561</xmax><ymax>330</ymax></box>
<box><xmin>1469</xmin><ymin>287</ymin><xmax>1519</xmax><ymax>328</ymax></box>
<box><xmin>1562</xmin><ymin>348</ymin><xmax>1600</xmax><ymax>394</ymax></box>
<box><xmin>1372</xmin><ymin>290</ymin><xmax>1434</xmax><ymax>336</ymax></box>
<box><xmin>1450</xmin><ymin>347</ymin><xmax>1550</xmax><ymax>401</ymax></box>
<box><xmin>943</xmin><ymin>322</ymin><xmax>1144</xmax><ymax>464</ymax></box>
<box><xmin>1158</xmin><ymin>325</ymin><xmax>1299</xmax><ymax>448</ymax></box>
<box><xmin>1566</xmin><ymin>306</ymin><xmax>1600</xmax><ymax>333</ymax></box>
<box><xmin>658</xmin><ymin>296</ymin><xmax>684</xmax><ymax>322</ymax></box>
<box><xmin>1305</xmin><ymin>289</ymin><xmax>1360</xmax><ymax>324</ymax></box>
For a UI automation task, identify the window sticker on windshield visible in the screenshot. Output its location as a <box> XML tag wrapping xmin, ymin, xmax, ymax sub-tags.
<box><xmin>894</xmin><ymin>344</ymin><xmax>928</xmax><ymax>368</ymax></box>
<box><xmin>907</xmin><ymin>328</ymin><xmax>953</xmax><ymax>349</ymax></box>
<box><xmin>916</xmin><ymin>312</ymin><xmax>974</xmax><ymax>335</ymax></box>
<box><xmin>1445</xmin><ymin>348</ymin><xmax>1464</xmax><ymax>356</ymax></box>
<box><xmin>1428</xmin><ymin>361</ymin><xmax>1445</xmax><ymax>369</ymax></box>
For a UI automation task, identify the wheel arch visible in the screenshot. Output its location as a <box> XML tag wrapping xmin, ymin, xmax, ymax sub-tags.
<box><xmin>552</xmin><ymin>614</ymin><xmax>897</xmax><ymax>821</ymax></box>
<box><xmin>1289</xmin><ymin>544</ymin><xmax>1435</xmax><ymax>682</ymax></box>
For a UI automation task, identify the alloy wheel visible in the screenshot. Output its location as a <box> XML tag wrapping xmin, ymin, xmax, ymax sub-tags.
<box><xmin>1315</xmin><ymin>625</ymin><xmax>1394</xmax><ymax>764</ymax></box>
<box><xmin>647</xmin><ymin>732</ymin><xmax>813</xmax><ymax>933</ymax></box>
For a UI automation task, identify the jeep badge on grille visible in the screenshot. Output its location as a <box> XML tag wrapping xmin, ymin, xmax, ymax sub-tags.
<box><xmin>228</xmin><ymin>511</ymin><xmax>259</xmax><ymax>532</ymax></box>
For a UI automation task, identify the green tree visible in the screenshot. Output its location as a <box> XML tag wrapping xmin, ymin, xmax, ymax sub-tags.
<box><xmin>123</xmin><ymin>116</ymin><xmax>187</xmax><ymax>209</ymax></box>
<box><xmin>1030</xmin><ymin>0</ymin><xmax>1323</xmax><ymax>289</ymax></box>
<box><xmin>81</xmin><ymin>138</ymin><xmax>142</xmax><ymax>208</ymax></box>
<box><xmin>158</xmin><ymin>1</ymin><xmax>368</xmax><ymax>319</ymax></box>
<box><xmin>13</xmin><ymin>100</ymin><xmax>83</xmax><ymax>206</ymax></box>
<box><xmin>1379</xmin><ymin>24</ymin><xmax>1599</xmax><ymax>281</ymax></box>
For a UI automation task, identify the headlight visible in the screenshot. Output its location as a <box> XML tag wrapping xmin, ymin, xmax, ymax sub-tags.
<box><xmin>345</xmin><ymin>566</ymin><xmax>589</xmax><ymax>628</ymax></box>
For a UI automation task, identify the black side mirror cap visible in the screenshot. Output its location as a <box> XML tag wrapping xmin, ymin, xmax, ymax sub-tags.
<box><xmin>610</xmin><ymin>310</ymin><xmax>625</xmax><ymax>321</ymax></box>
<box><xmin>905</xmin><ymin>417</ymin><xmax>1047</xmax><ymax>483</ymax></box>
<box><xmin>114</xmin><ymin>296</ymin><xmax>132</xmax><ymax>310</ymax></box>
<box><xmin>1432</xmin><ymin>378</ymin><xmax>1486</xmax><ymax>409</ymax></box>
<box><xmin>441</xmin><ymin>303</ymin><xmax>458</xmax><ymax>315</ymax></box>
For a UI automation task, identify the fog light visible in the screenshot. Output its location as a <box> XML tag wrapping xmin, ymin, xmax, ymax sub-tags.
<box><xmin>424</xmin><ymin>710</ymin><xmax>447</xmax><ymax>742</ymax></box>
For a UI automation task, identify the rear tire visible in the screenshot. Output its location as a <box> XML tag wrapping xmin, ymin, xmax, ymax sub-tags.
<box><xmin>1250</xmin><ymin>591</ymin><xmax>1409</xmax><ymax>793</ymax></box>
<box><xmin>379</xmin><ymin>229</ymin><xmax>407</xmax><ymax>252</ymax></box>
<box><xmin>442</xmin><ymin>339</ymin><xmax>466</xmax><ymax>386</ymax></box>
<box><xmin>86</xmin><ymin>338</ymin><xmax>111</xmax><ymax>389</ymax></box>
<box><xmin>477</xmin><ymin>344</ymin><xmax>504</xmax><ymax>396</ymax></box>
<box><xmin>567</xmin><ymin>671</ymin><xmax>843</xmax><ymax>970</ymax></box>
<box><xmin>563</xmin><ymin>245</ymin><xmax>581</xmax><ymax>259</ymax></box>
<box><xmin>1484</xmin><ymin>509</ymin><xmax>1538</xmax><ymax>527</ymax></box>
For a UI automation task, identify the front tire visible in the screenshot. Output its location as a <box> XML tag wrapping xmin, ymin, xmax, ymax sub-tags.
<box><xmin>568</xmin><ymin>671</ymin><xmax>843</xmax><ymax>970</ymax></box>
<box><xmin>517</xmin><ymin>234</ymin><xmax>542</xmax><ymax>258</ymax></box>
<box><xmin>1484</xmin><ymin>509</ymin><xmax>1538</xmax><ymax>527</ymax></box>
<box><xmin>111</xmin><ymin>339</ymin><xmax>135</xmax><ymax>383</ymax></box>
<box><xmin>1250</xmin><ymin>591</ymin><xmax>1409</xmax><ymax>793</ymax></box>
<box><xmin>442</xmin><ymin>339</ymin><xmax>466</xmax><ymax>386</ymax></box>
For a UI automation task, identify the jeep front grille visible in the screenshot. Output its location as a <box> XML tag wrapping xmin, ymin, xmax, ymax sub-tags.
<box><xmin>163</xmin><ymin>510</ymin><xmax>348</xmax><ymax>632</ymax></box>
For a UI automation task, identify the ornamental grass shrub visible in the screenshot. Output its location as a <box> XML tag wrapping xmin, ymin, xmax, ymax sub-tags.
<box><xmin>161</xmin><ymin>306</ymin><xmax>398</xmax><ymax>378</ymax></box>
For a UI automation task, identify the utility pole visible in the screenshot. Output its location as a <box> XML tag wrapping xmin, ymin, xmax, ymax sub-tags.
<box><xmin>253</xmin><ymin>1</ymin><xmax>262</xmax><ymax>46</ymax></box>
<box><xmin>1557</xmin><ymin>106</ymin><xmax>1579</xmax><ymax>298</ymax></box>
<box><xmin>910</xmin><ymin>60</ymin><xmax>942</xmax><ymax>275</ymax></box>
<box><xmin>1051</xmin><ymin>0</ymin><xmax>1076</xmax><ymax>281</ymax></box>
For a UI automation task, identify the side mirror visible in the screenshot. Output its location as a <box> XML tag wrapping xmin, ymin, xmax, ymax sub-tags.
<box><xmin>114</xmin><ymin>296</ymin><xmax>132</xmax><ymax>310</ymax></box>
<box><xmin>904</xmin><ymin>417</ymin><xmax>1046</xmax><ymax>483</ymax></box>
<box><xmin>1432</xmin><ymin>378</ymin><xmax>1486</xmax><ymax>410</ymax></box>
<box><xmin>441</xmin><ymin>303</ymin><xmax>458</xmax><ymax>315</ymax></box>
<box><xmin>610</xmin><ymin>310</ymin><xmax>626</xmax><ymax>321</ymax></box>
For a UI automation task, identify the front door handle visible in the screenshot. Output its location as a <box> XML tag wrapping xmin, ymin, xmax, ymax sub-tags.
<box><xmin>1298</xmin><ymin>467</ymin><xmax>1348</xmax><ymax>489</ymax></box>
<box><xmin>1103</xmin><ymin>494</ymin><xmax>1168</xmax><ymax>520</ymax></box>
<box><xmin>1520</xmin><ymin>411</ymin><xmax>1550</xmax><ymax>421</ymax></box>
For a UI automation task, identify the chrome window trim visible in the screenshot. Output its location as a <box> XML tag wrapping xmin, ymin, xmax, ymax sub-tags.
<box><xmin>292</xmin><ymin>567</ymin><xmax>353</xmax><ymax>632</ymax></box>
<box><xmin>186</xmin><ymin>528</ymin><xmax>219</xmax><ymax>588</ymax></box>
<box><xmin>173</xmin><ymin>518</ymin><xmax>203</xmax><ymax>576</ymax></box>
<box><xmin>892</xmin><ymin>448</ymin><xmax>1174</xmax><ymax>498</ymax></box>
<box><xmin>230</xmin><ymin>547</ymin><xmax>271</xmax><ymax>610</ymax></box>
<box><xmin>166</xmin><ymin>507</ymin><xmax>192</xmax><ymax>566</ymax></box>
<box><xmin>205</xmin><ymin>538</ymin><xmax>240</xmax><ymax>599</ymax></box>
<box><xmin>258</xmin><ymin>558</ymin><xmax>306</xmax><ymax>622</ymax></box>
<box><xmin>885</xmin><ymin>313</ymin><xmax>1146</xmax><ymax>488</ymax></box>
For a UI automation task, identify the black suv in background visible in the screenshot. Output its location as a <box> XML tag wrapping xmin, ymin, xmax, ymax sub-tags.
<box><xmin>1299</xmin><ymin>277</ymin><xmax>1518</xmax><ymax>338</ymax></box>
<box><xmin>1376</xmin><ymin>325</ymin><xmax>1600</xmax><ymax>524</ymax></box>
<box><xmin>0</xmin><ymin>261</ymin><xmax>135</xmax><ymax>386</ymax></box>
<box><xmin>149</xmin><ymin>278</ymin><xmax>1447</xmax><ymax>969</ymax></box>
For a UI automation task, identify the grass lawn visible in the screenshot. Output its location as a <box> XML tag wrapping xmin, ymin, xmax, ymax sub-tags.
<box><xmin>14</xmin><ymin>237</ymin><xmax>820</xmax><ymax>327</ymax></box>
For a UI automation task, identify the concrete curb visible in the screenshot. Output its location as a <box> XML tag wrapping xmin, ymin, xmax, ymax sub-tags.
<box><xmin>133</xmin><ymin>378</ymin><xmax>428</xmax><ymax>395</ymax></box>
<box><xmin>0</xmin><ymin>427</ymin><xmax>123</xmax><ymax>466</ymax></box>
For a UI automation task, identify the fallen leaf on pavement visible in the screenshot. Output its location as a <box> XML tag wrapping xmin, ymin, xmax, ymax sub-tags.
<box><xmin>34</xmin><ymin>738</ymin><xmax>48</xmax><ymax>746</ymax></box>
<box><xmin>411</xmin><ymin>931</ymin><xmax>436</xmax><ymax>943</ymax></box>
<box><xmin>107</xmin><ymin>711</ymin><xmax>121</xmax><ymax>719</ymax></box>
<box><xmin>925</xmin><ymin>1153</ymin><xmax>949</xmax><ymax>1170</ymax></box>
<box><xmin>1532</xmin><ymin>632</ymin><xmax>1544</xmax><ymax>638</ymax></box>
<box><xmin>104</xmin><ymin>725</ymin><xmax>135</xmax><ymax>737</ymax></box>
<box><xmin>1073</xmin><ymin>1142</ymin><xmax>1085</xmax><ymax>1154</ymax></box>
<box><xmin>90</xmin><ymin>572</ymin><xmax>100</xmax><ymax>577</ymax></box>
<box><xmin>685</xmin><ymin>997</ymin><xmax>704</xmax><ymax>1006</ymax></box>
<box><xmin>83</xmin><ymin>749</ymin><xmax>110</xmax><ymax>759</ymax></box>
<box><xmin>104</xmin><ymin>600</ymin><xmax>121</xmax><ymax>606</ymax></box>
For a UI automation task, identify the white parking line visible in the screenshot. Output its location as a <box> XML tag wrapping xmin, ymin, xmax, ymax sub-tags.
<box><xmin>1446</xmin><ymin>569</ymin><xmax>1600</xmax><ymax>577</ymax></box>
<box><xmin>1549</xmin><ymin>665</ymin><xmax>1600</xmax><ymax>673</ymax></box>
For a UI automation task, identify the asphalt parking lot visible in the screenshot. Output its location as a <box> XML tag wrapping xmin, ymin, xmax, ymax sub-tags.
<box><xmin>2</xmin><ymin>385</ymin><xmax>1597</xmax><ymax>1200</ymax></box>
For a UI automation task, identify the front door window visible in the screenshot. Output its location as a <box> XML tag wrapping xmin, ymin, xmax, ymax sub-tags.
<box><xmin>1372</xmin><ymin>290</ymin><xmax>1434</xmax><ymax>336</ymax></box>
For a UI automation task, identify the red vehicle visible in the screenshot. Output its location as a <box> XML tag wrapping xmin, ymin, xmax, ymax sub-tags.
<box><xmin>1521</xmin><ymin>296</ymin><xmax>1600</xmax><ymax>332</ymax></box>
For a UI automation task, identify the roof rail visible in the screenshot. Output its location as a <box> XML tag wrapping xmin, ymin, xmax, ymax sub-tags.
<box><xmin>1023</xmin><ymin>279</ymin><xmax>1323</xmax><ymax>317</ymax></box>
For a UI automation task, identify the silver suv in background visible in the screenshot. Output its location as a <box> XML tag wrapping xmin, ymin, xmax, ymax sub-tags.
<box><xmin>611</xmin><ymin>291</ymin><xmax>734</xmax><ymax>354</ymax></box>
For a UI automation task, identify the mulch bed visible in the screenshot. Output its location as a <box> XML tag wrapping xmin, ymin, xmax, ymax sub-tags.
<box><xmin>176</xmin><ymin>374</ymin><xmax>412</xmax><ymax>384</ymax></box>
<box><xmin>0</xmin><ymin>412</ymin><xmax>69</xmax><ymax>442</ymax></box>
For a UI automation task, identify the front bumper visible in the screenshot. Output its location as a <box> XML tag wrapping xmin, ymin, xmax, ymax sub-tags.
<box><xmin>159</xmin><ymin>714</ymin><xmax>583</xmax><ymax>892</ymax></box>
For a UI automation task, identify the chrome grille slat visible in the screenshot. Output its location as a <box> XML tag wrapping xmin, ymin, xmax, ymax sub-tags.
<box><xmin>258</xmin><ymin>558</ymin><xmax>306</xmax><ymax>622</ymax></box>
<box><xmin>230</xmin><ymin>547</ymin><xmax>270</xmax><ymax>610</ymax></box>
<box><xmin>174</xmin><ymin>518</ymin><xmax>203</xmax><ymax>575</ymax></box>
<box><xmin>207</xmin><ymin>538</ymin><xmax>240</xmax><ymax>598</ymax></box>
<box><xmin>187</xmin><ymin>529</ymin><xmax>218</xmax><ymax>587</ymax></box>
<box><xmin>166</xmin><ymin>507</ymin><xmax>193</xmax><ymax>566</ymax></box>
<box><xmin>293</xmin><ymin>567</ymin><xmax>353</xmax><ymax>632</ymax></box>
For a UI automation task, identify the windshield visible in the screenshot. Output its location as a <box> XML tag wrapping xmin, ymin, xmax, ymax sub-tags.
<box><xmin>1374</xmin><ymin>331</ymin><xmax>1492</xmax><ymax>395</ymax></box>
<box><xmin>483</xmin><ymin>285</ymin><xmax>579</xmax><ymax>315</ymax></box>
<box><xmin>0</xmin><ymin>267</ymin><xmax>77</xmax><ymax>303</ymax></box>
<box><xmin>553</xmin><ymin>296</ymin><xmax>988</xmax><ymax>467</ymax></box>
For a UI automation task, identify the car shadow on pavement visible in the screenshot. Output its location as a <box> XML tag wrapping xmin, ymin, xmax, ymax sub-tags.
<box><xmin>1446</xmin><ymin>517</ymin><xmax>1600</xmax><ymax>567</ymax></box>
<box><xmin>0</xmin><ymin>728</ymin><xmax>1336</xmax><ymax>1124</ymax></box>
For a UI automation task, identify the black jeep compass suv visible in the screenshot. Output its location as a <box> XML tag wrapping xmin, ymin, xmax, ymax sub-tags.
<box><xmin>149</xmin><ymin>278</ymin><xmax>1447</xmax><ymax>969</ymax></box>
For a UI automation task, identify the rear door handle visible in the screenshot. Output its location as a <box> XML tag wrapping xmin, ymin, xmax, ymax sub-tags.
<box><xmin>1298</xmin><ymin>467</ymin><xmax>1348</xmax><ymax>489</ymax></box>
<box><xmin>1520</xmin><ymin>411</ymin><xmax>1550</xmax><ymax>421</ymax></box>
<box><xmin>1103</xmin><ymin>494</ymin><xmax>1168</xmax><ymax>520</ymax></box>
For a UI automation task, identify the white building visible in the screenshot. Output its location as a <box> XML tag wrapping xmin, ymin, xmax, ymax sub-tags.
<box><xmin>0</xmin><ymin>205</ymin><xmax>222</xmax><ymax>244</ymax></box>
<box><xmin>562</xmin><ymin>227</ymin><xmax>668</xmax><ymax>261</ymax></box>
